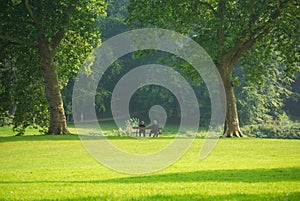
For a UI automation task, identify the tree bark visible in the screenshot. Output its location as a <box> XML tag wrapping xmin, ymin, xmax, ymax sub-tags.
<box><xmin>38</xmin><ymin>39</ymin><xmax>69</xmax><ymax>134</ymax></box>
<box><xmin>218</xmin><ymin>63</ymin><xmax>244</xmax><ymax>137</ymax></box>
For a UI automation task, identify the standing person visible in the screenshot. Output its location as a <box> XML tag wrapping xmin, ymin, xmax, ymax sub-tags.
<box><xmin>138</xmin><ymin>121</ymin><xmax>146</xmax><ymax>137</ymax></box>
<box><xmin>149</xmin><ymin>120</ymin><xmax>160</xmax><ymax>137</ymax></box>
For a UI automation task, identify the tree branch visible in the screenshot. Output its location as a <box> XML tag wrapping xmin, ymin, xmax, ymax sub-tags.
<box><xmin>0</xmin><ymin>35</ymin><xmax>36</xmax><ymax>47</ymax></box>
<box><xmin>24</xmin><ymin>0</ymin><xmax>37</xmax><ymax>24</ymax></box>
<box><xmin>0</xmin><ymin>42</ymin><xmax>12</xmax><ymax>61</ymax></box>
<box><xmin>227</xmin><ymin>0</ymin><xmax>288</xmax><ymax>66</ymax></box>
<box><xmin>198</xmin><ymin>1</ymin><xmax>217</xmax><ymax>15</ymax></box>
<box><xmin>216</xmin><ymin>0</ymin><xmax>226</xmax><ymax>66</ymax></box>
<box><xmin>251</xmin><ymin>0</ymin><xmax>287</xmax><ymax>42</ymax></box>
<box><xmin>51</xmin><ymin>0</ymin><xmax>79</xmax><ymax>48</ymax></box>
<box><xmin>52</xmin><ymin>30</ymin><xmax>66</xmax><ymax>49</ymax></box>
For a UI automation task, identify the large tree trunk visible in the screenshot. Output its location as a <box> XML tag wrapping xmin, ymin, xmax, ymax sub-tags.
<box><xmin>38</xmin><ymin>40</ymin><xmax>69</xmax><ymax>135</ymax></box>
<box><xmin>218</xmin><ymin>63</ymin><xmax>244</xmax><ymax>137</ymax></box>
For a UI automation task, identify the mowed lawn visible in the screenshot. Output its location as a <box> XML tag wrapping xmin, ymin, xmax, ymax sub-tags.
<box><xmin>0</xmin><ymin>132</ymin><xmax>300</xmax><ymax>200</ymax></box>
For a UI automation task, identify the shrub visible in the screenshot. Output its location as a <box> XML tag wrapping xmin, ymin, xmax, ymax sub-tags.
<box><xmin>124</xmin><ymin>117</ymin><xmax>140</xmax><ymax>136</ymax></box>
<box><xmin>0</xmin><ymin>111</ymin><xmax>13</xmax><ymax>127</ymax></box>
<box><xmin>242</xmin><ymin>121</ymin><xmax>300</xmax><ymax>139</ymax></box>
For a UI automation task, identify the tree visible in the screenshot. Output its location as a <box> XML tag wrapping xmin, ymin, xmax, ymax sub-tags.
<box><xmin>284</xmin><ymin>72</ymin><xmax>300</xmax><ymax>119</ymax></box>
<box><xmin>0</xmin><ymin>45</ymin><xmax>49</xmax><ymax>134</ymax></box>
<box><xmin>235</xmin><ymin>61</ymin><xmax>293</xmax><ymax>125</ymax></box>
<box><xmin>128</xmin><ymin>0</ymin><xmax>299</xmax><ymax>137</ymax></box>
<box><xmin>89</xmin><ymin>0</ymin><xmax>212</xmax><ymax>127</ymax></box>
<box><xmin>0</xmin><ymin>0</ymin><xmax>106</xmax><ymax>134</ymax></box>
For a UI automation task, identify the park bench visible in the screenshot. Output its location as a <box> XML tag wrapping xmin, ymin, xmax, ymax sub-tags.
<box><xmin>132</xmin><ymin>126</ymin><xmax>162</xmax><ymax>137</ymax></box>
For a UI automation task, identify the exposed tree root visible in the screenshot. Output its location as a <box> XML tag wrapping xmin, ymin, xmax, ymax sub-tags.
<box><xmin>46</xmin><ymin>126</ymin><xmax>70</xmax><ymax>135</ymax></box>
<box><xmin>222</xmin><ymin>127</ymin><xmax>245</xmax><ymax>138</ymax></box>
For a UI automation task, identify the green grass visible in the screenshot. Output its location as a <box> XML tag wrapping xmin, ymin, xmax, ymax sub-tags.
<box><xmin>0</xmin><ymin>128</ymin><xmax>300</xmax><ymax>200</ymax></box>
<box><xmin>0</xmin><ymin>121</ymin><xmax>182</xmax><ymax>137</ymax></box>
<box><xmin>0</xmin><ymin>126</ymin><xmax>43</xmax><ymax>137</ymax></box>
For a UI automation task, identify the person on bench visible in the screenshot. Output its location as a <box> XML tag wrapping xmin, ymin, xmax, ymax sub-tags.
<box><xmin>138</xmin><ymin>121</ymin><xmax>146</xmax><ymax>137</ymax></box>
<box><xmin>149</xmin><ymin>120</ymin><xmax>160</xmax><ymax>137</ymax></box>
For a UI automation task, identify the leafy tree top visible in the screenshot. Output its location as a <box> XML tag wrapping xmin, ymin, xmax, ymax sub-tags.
<box><xmin>128</xmin><ymin>0</ymin><xmax>299</xmax><ymax>79</ymax></box>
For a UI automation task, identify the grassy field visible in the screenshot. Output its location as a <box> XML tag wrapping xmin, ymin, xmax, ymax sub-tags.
<box><xmin>0</xmin><ymin>126</ymin><xmax>300</xmax><ymax>200</ymax></box>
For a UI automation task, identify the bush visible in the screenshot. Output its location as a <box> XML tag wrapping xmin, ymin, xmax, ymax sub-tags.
<box><xmin>124</xmin><ymin>117</ymin><xmax>140</xmax><ymax>136</ymax></box>
<box><xmin>242</xmin><ymin>122</ymin><xmax>300</xmax><ymax>139</ymax></box>
<box><xmin>0</xmin><ymin>111</ymin><xmax>13</xmax><ymax>127</ymax></box>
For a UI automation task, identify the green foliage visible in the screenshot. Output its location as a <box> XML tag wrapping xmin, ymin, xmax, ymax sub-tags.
<box><xmin>0</xmin><ymin>111</ymin><xmax>13</xmax><ymax>126</ymax></box>
<box><xmin>0</xmin><ymin>0</ymin><xmax>107</xmax><ymax>133</ymax></box>
<box><xmin>127</xmin><ymin>0</ymin><xmax>299</xmax><ymax>132</ymax></box>
<box><xmin>235</xmin><ymin>61</ymin><xmax>293</xmax><ymax>125</ymax></box>
<box><xmin>121</xmin><ymin>117</ymin><xmax>140</xmax><ymax>136</ymax></box>
<box><xmin>56</xmin><ymin>0</ymin><xmax>106</xmax><ymax>86</ymax></box>
<box><xmin>242</xmin><ymin>115</ymin><xmax>300</xmax><ymax>139</ymax></box>
<box><xmin>285</xmin><ymin>73</ymin><xmax>300</xmax><ymax>119</ymax></box>
<box><xmin>128</xmin><ymin>0</ymin><xmax>299</xmax><ymax>70</ymax></box>
<box><xmin>0</xmin><ymin>45</ymin><xmax>49</xmax><ymax>135</ymax></box>
<box><xmin>124</xmin><ymin>117</ymin><xmax>140</xmax><ymax>127</ymax></box>
<box><xmin>98</xmin><ymin>0</ymin><xmax>129</xmax><ymax>40</ymax></box>
<box><xmin>243</xmin><ymin>123</ymin><xmax>300</xmax><ymax>139</ymax></box>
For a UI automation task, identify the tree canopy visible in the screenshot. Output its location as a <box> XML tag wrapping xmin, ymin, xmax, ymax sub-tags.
<box><xmin>0</xmin><ymin>0</ymin><xmax>299</xmax><ymax>136</ymax></box>
<box><xmin>128</xmin><ymin>0</ymin><xmax>299</xmax><ymax>137</ymax></box>
<box><xmin>0</xmin><ymin>0</ymin><xmax>106</xmax><ymax>134</ymax></box>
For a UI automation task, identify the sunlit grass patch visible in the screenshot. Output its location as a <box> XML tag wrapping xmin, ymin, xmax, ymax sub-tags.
<box><xmin>0</xmin><ymin>135</ymin><xmax>299</xmax><ymax>200</ymax></box>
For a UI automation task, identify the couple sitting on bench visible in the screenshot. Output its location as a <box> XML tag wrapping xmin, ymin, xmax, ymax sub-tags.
<box><xmin>138</xmin><ymin>120</ymin><xmax>161</xmax><ymax>137</ymax></box>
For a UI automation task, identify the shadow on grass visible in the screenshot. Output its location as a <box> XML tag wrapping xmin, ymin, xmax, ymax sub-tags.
<box><xmin>0</xmin><ymin>134</ymin><xmax>179</xmax><ymax>142</ymax></box>
<box><xmin>139</xmin><ymin>192</ymin><xmax>300</xmax><ymax>201</ymax></box>
<box><xmin>30</xmin><ymin>192</ymin><xmax>300</xmax><ymax>201</ymax></box>
<box><xmin>1</xmin><ymin>167</ymin><xmax>299</xmax><ymax>184</ymax></box>
<box><xmin>0</xmin><ymin>134</ymin><xmax>81</xmax><ymax>142</ymax></box>
<box><xmin>100</xmin><ymin>167</ymin><xmax>300</xmax><ymax>184</ymax></box>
